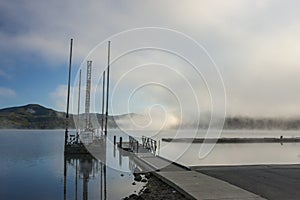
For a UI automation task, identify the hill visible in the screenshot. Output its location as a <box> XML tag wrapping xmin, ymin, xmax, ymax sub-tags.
<box><xmin>0</xmin><ymin>104</ymin><xmax>116</xmax><ymax>129</ymax></box>
<box><xmin>0</xmin><ymin>104</ymin><xmax>70</xmax><ymax>129</ymax></box>
<box><xmin>1</xmin><ymin>104</ymin><xmax>300</xmax><ymax>130</ymax></box>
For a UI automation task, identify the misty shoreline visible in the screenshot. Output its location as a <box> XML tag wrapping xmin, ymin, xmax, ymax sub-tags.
<box><xmin>1</xmin><ymin>104</ymin><xmax>300</xmax><ymax>130</ymax></box>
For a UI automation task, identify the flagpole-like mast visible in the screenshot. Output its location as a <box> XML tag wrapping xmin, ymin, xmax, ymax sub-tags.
<box><xmin>65</xmin><ymin>38</ymin><xmax>73</xmax><ymax>145</ymax></box>
<box><xmin>101</xmin><ymin>71</ymin><xmax>106</xmax><ymax>135</ymax></box>
<box><xmin>76</xmin><ymin>69</ymin><xmax>81</xmax><ymax>141</ymax></box>
<box><xmin>104</xmin><ymin>41</ymin><xmax>110</xmax><ymax>136</ymax></box>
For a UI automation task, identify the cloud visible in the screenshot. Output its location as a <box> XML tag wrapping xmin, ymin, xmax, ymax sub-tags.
<box><xmin>51</xmin><ymin>81</ymin><xmax>103</xmax><ymax>115</ymax></box>
<box><xmin>0</xmin><ymin>87</ymin><xmax>16</xmax><ymax>97</ymax></box>
<box><xmin>50</xmin><ymin>85</ymin><xmax>68</xmax><ymax>111</ymax></box>
<box><xmin>1</xmin><ymin>0</ymin><xmax>300</xmax><ymax>117</ymax></box>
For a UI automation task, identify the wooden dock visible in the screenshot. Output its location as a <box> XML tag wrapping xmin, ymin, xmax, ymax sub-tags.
<box><xmin>64</xmin><ymin>143</ymin><xmax>90</xmax><ymax>154</ymax></box>
<box><xmin>121</xmin><ymin>141</ymin><xmax>265</xmax><ymax>200</ymax></box>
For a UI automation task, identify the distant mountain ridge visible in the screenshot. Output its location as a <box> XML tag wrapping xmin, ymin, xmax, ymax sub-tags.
<box><xmin>1</xmin><ymin>104</ymin><xmax>300</xmax><ymax>130</ymax></box>
<box><xmin>0</xmin><ymin>104</ymin><xmax>64</xmax><ymax>129</ymax></box>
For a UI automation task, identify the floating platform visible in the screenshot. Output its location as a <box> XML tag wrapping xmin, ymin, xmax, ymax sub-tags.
<box><xmin>162</xmin><ymin>137</ymin><xmax>300</xmax><ymax>143</ymax></box>
<box><xmin>64</xmin><ymin>143</ymin><xmax>90</xmax><ymax>154</ymax></box>
<box><xmin>117</xmin><ymin>142</ymin><xmax>131</xmax><ymax>151</ymax></box>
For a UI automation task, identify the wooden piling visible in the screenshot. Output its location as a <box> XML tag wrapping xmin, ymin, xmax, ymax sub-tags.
<box><xmin>119</xmin><ymin>137</ymin><xmax>122</xmax><ymax>148</ymax></box>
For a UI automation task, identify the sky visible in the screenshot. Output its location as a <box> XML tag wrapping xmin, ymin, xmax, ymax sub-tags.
<box><xmin>0</xmin><ymin>0</ymin><xmax>300</xmax><ymax>119</ymax></box>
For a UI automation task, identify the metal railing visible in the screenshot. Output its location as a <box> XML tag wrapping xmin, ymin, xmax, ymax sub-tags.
<box><xmin>142</xmin><ymin>136</ymin><xmax>157</xmax><ymax>155</ymax></box>
<box><xmin>129</xmin><ymin>136</ymin><xmax>139</xmax><ymax>153</ymax></box>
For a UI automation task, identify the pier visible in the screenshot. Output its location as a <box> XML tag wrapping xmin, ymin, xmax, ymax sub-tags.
<box><xmin>119</xmin><ymin>135</ymin><xmax>265</xmax><ymax>200</ymax></box>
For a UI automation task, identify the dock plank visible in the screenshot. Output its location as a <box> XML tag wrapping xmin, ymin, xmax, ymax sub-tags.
<box><xmin>155</xmin><ymin>171</ymin><xmax>265</xmax><ymax>200</ymax></box>
<box><xmin>131</xmin><ymin>145</ymin><xmax>265</xmax><ymax>199</ymax></box>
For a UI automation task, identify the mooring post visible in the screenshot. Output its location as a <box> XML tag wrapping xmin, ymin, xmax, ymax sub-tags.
<box><xmin>158</xmin><ymin>140</ymin><xmax>161</xmax><ymax>156</ymax></box>
<box><xmin>113</xmin><ymin>144</ymin><xmax>116</xmax><ymax>158</ymax></box>
<box><xmin>114</xmin><ymin>135</ymin><xmax>116</xmax><ymax>145</ymax></box>
<box><xmin>119</xmin><ymin>146</ymin><xmax>122</xmax><ymax>167</ymax></box>
<box><xmin>119</xmin><ymin>137</ymin><xmax>122</xmax><ymax>148</ymax></box>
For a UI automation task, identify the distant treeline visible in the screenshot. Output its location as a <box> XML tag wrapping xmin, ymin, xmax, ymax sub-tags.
<box><xmin>223</xmin><ymin>117</ymin><xmax>300</xmax><ymax>130</ymax></box>
<box><xmin>1</xmin><ymin>104</ymin><xmax>300</xmax><ymax>130</ymax></box>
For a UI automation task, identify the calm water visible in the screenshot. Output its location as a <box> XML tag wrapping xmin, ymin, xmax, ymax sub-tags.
<box><xmin>0</xmin><ymin>130</ymin><xmax>145</xmax><ymax>200</ymax></box>
<box><xmin>123</xmin><ymin>129</ymin><xmax>300</xmax><ymax>166</ymax></box>
<box><xmin>1</xmin><ymin>129</ymin><xmax>300</xmax><ymax>199</ymax></box>
<box><xmin>158</xmin><ymin>129</ymin><xmax>300</xmax><ymax>166</ymax></box>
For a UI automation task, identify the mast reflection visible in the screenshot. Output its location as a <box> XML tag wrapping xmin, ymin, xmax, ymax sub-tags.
<box><xmin>63</xmin><ymin>135</ymin><xmax>107</xmax><ymax>200</ymax></box>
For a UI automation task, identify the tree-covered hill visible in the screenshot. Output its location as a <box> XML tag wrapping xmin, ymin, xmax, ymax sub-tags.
<box><xmin>1</xmin><ymin>104</ymin><xmax>300</xmax><ymax>130</ymax></box>
<box><xmin>0</xmin><ymin>104</ymin><xmax>116</xmax><ymax>129</ymax></box>
<box><xmin>0</xmin><ymin>104</ymin><xmax>71</xmax><ymax>129</ymax></box>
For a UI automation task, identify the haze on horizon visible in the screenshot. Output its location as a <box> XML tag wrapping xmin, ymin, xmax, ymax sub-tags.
<box><xmin>0</xmin><ymin>0</ymin><xmax>300</xmax><ymax>119</ymax></box>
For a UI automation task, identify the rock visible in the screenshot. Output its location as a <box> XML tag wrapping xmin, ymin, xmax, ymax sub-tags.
<box><xmin>143</xmin><ymin>188</ymin><xmax>150</xmax><ymax>193</ymax></box>
<box><xmin>129</xmin><ymin>194</ymin><xmax>138</xmax><ymax>199</ymax></box>
<box><xmin>132</xmin><ymin>182</ymin><xmax>136</xmax><ymax>185</ymax></box>
<box><xmin>134</xmin><ymin>174</ymin><xmax>142</xmax><ymax>182</ymax></box>
<box><xmin>145</xmin><ymin>173</ymin><xmax>151</xmax><ymax>179</ymax></box>
<box><xmin>141</xmin><ymin>178</ymin><xmax>147</xmax><ymax>183</ymax></box>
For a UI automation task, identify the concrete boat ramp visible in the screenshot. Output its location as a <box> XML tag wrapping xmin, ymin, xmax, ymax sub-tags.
<box><xmin>155</xmin><ymin>171</ymin><xmax>264</xmax><ymax>200</ymax></box>
<box><xmin>193</xmin><ymin>165</ymin><xmax>300</xmax><ymax>200</ymax></box>
<box><xmin>122</xmin><ymin>143</ymin><xmax>265</xmax><ymax>200</ymax></box>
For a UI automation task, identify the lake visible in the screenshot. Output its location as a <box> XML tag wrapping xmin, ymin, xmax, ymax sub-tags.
<box><xmin>1</xmin><ymin>129</ymin><xmax>300</xmax><ymax>199</ymax></box>
<box><xmin>0</xmin><ymin>130</ymin><xmax>145</xmax><ymax>200</ymax></box>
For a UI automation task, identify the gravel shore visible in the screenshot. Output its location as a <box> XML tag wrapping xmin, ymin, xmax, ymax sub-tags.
<box><xmin>123</xmin><ymin>173</ymin><xmax>187</xmax><ymax>200</ymax></box>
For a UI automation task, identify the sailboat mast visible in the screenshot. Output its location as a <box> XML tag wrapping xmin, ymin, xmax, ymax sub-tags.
<box><xmin>101</xmin><ymin>71</ymin><xmax>106</xmax><ymax>134</ymax></box>
<box><xmin>76</xmin><ymin>69</ymin><xmax>81</xmax><ymax>139</ymax></box>
<box><xmin>104</xmin><ymin>41</ymin><xmax>111</xmax><ymax>136</ymax></box>
<box><xmin>65</xmin><ymin>38</ymin><xmax>73</xmax><ymax>145</ymax></box>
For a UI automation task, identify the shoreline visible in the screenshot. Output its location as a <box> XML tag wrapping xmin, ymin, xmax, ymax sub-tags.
<box><xmin>126</xmin><ymin>164</ymin><xmax>300</xmax><ymax>200</ymax></box>
<box><xmin>124</xmin><ymin>173</ymin><xmax>187</xmax><ymax>200</ymax></box>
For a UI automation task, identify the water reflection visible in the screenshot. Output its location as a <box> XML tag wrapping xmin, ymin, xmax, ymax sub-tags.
<box><xmin>63</xmin><ymin>132</ymin><xmax>146</xmax><ymax>200</ymax></box>
<box><xmin>0</xmin><ymin>130</ymin><xmax>146</xmax><ymax>200</ymax></box>
<box><xmin>64</xmin><ymin>154</ymin><xmax>106</xmax><ymax>200</ymax></box>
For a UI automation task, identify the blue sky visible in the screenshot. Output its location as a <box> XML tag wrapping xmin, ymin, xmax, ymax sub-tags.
<box><xmin>0</xmin><ymin>45</ymin><xmax>71</xmax><ymax>110</ymax></box>
<box><xmin>1</xmin><ymin>0</ymin><xmax>300</xmax><ymax>118</ymax></box>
